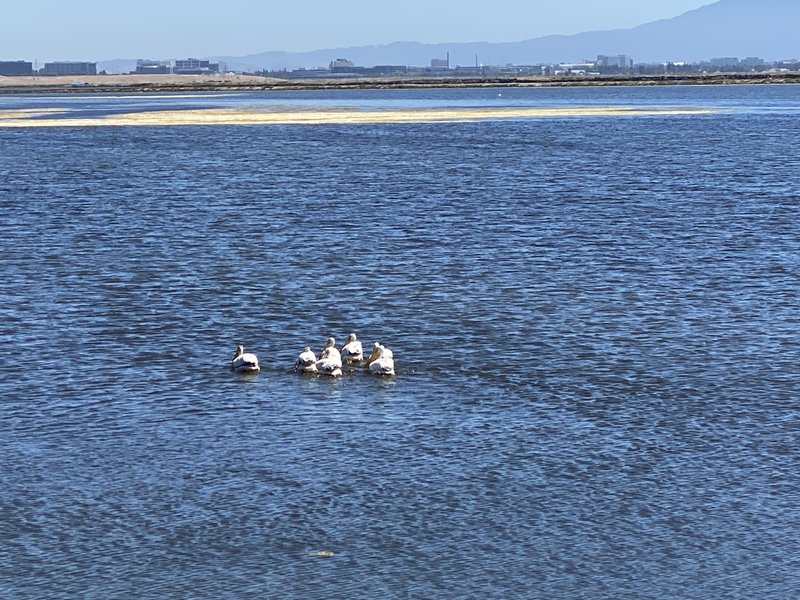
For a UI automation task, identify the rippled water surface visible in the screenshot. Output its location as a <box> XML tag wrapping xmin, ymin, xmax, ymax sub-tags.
<box><xmin>1</xmin><ymin>85</ymin><xmax>799</xmax><ymax>598</ymax></box>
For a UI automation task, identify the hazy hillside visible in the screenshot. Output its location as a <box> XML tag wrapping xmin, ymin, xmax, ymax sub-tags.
<box><xmin>542</xmin><ymin>0</ymin><xmax>800</xmax><ymax>63</ymax></box>
<box><xmin>100</xmin><ymin>0</ymin><xmax>799</xmax><ymax>73</ymax></box>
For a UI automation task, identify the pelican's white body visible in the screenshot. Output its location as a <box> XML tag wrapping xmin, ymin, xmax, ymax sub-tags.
<box><xmin>295</xmin><ymin>347</ymin><xmax>319</xmax><ymax>374</ymax></box>
<box><xmin>341</xmin><ymin>333</ymin><xmax>364</xmax><ymax>364</ymax></box>
<box><xmin>316</xmin><ymin>337</ymin><xmax>343</xmax><ymax>377</ymax></box>
<box><xmin>231</xmin><ymin>345</ymin><xmax>260</xmax><ymax>373</ymax></box>
<box><xmin>366</xmin><ymin>343</ymin><xmax>395</xmax><ymax>376</ymax></box>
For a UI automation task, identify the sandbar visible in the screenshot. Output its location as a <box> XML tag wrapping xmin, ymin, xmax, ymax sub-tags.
<box><xmin>0</xmin><ymin>106</ymin><xmax>715</xmax><ymax>128</ymax></box>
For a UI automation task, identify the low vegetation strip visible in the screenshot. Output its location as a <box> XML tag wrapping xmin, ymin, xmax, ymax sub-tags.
<box><xmin>0</xmin><ymin>71</ymin><xmax>799</xmax><ymax>95</ymax></box>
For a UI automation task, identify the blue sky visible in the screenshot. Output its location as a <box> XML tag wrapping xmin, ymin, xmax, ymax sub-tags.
<box><xmin>3</xmin><ymin>1</ymin><xmax>717</xmax><ymax>61</ymax></box>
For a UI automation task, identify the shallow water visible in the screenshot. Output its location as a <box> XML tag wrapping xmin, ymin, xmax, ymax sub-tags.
<box><xmin>1</xmin><ymin>85</ymin><xmax>799</xmax><ymax>598</ymax></box>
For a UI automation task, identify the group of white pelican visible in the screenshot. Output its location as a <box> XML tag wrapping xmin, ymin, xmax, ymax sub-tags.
<box><xmin>230</xmin><ymin>333</ymin><xmax>395</xmax><ymax>377</ymax></box>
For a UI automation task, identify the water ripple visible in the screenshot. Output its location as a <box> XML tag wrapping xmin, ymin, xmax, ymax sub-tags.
<box><xmin>1</xmin><ymin>87</ymin><xmax>800</xmax><ymax>598</ymax></box>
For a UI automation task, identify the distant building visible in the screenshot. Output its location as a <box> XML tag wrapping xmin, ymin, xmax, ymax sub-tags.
<box><xmin>709</xmin><ymin>57</ymin><xmax>739</xmax><ymax>68</ymax></box>
<box><xmin>452</xmin><ymin>66</ymin><xmax>486</xmax><ymax>77</ymax></box>
<box><xmin>329</xmin><ymin>58</ymin><xmax>354</xmax><ymax>70</ymax></box>
<box><xmin>557</xmin><ymin>62</ymin><xmax>595</xmax><ymax>75</ymax></box>
<box><xmin>173</xmin><ymin>58</ymin><xmax>220</xmax><ymax>75</ymax></box>
<box><xmin>0</xmin><ymin>60</ymin><xmax>33</xmax><ymax>76</ymax></box>
<box><xmin>280</xmin><ymin>64</ymin><xmax>409</xmax><ymax>79</ymax></box>
<box><xmin>41</xmin><ymin>61</ymin><xmax>97</xmax><ymax>76</ymax></box>
<box><xmin>740</xmin><ymin>56</ymin><xmax>765</xmax><ymax>69</ymax></box>
<box><xmin>328</xmin><ymin>58</ymin><xmax>367</xmax><ymax>75</ymax></box>
<box><xmin>431</xmin><ymin>52</ymin><xmax>450</xmax><ymax>70</ymax></box>
<box><xmin>596</xmin><ymin>55</ymin><xmax>633</xmax><ymax>70</ymax></box>
<box><xmin>367</xmin><ymin>65</ymin><xmax>409</xmax><ymax>75</ymax></box>
<box><xmin>134</xmin><ymin>59</ymin><xmax>171</xmax><ymax>75</ymax></box>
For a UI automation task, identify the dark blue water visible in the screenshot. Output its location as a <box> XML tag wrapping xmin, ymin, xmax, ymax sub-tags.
<box><xmin>1</xmin><ymin>85</ymin><xmax>799</xmax><ymax>598</ymax></box>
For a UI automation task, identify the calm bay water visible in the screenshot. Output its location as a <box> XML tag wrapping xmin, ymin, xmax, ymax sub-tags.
<box><xmin>1</xmin><ymin>85</ymin><xmax>799</xmax><ymax>598</ymax></box>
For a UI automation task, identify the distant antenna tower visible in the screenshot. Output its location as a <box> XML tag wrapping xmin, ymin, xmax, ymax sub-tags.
<box><xmin>475</xmin><ymin>54</ymin><xmax>478</xmax><ymax>68</ymax></box>
<box><xmin>447</xmin><ymin>52</ymin><xmax>450</xmax><ymax>68</ymax></box>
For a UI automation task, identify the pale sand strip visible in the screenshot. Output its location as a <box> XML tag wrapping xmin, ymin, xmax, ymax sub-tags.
<box><xmin>0</xmin><ymin>108</ymin><xmax>70</xmax><ymax>120</ymax></box>
<box><xmin>0</xmin><ymin>106</ymin><xmax>715</xmax><ymax>127</ymax></box>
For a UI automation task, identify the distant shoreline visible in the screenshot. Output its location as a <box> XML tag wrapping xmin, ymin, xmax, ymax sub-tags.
<box><xmin>1</xmin><ymin>71</ymin><xmax>799</xmax><ymax>94</ymax></box>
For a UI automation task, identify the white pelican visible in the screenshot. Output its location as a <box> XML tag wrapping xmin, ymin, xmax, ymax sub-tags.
<box><xmin>367</xmin><ymin>343</ymin><xmax>395</xmax><ymax>376</ymax></box>
<box><xmin>231</xmin><ymin>345</ymin><xmax>260</xmax><ymax>373</ymax></box>
<box><xmin>340</xmin><ymin>332</ymin><xmax>363</xmax><ymax>364</ymax></box>
<box><xmin>316</xmin><ymin>337</ymin><xmax>343</xmax><ymax>377</ymax></box>
<box><xmin>294</xmin><ymin>347</ymin><xmax>318</xmax><ymax>374</ymax></box>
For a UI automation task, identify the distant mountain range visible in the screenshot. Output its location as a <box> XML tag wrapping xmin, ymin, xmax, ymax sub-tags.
<box><xmin>99</xmin><ymin>0</ymin><xmax>799</xmax><ymax>74</ymax></box>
